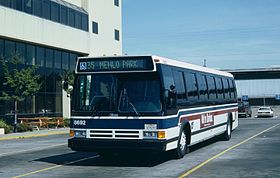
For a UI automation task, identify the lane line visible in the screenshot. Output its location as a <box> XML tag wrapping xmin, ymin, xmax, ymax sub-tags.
<box><xmin>12</xmin><ymin>155</ymin><xmax>99</xmax><ymax>178</ymax></box>
<box><xmin>0</xmin><ymin>131</ymin><xmax>68</xmax><ymax>141</ymax></box>
<box><xmin>178</xmin><ymin>122</ymin><xmax>280</xmax><ymax>178</ymax></box>
<box><xmin>0</xmin><ymin>143</ymin><xmax>66</xmax><ymax>157</ymax></box>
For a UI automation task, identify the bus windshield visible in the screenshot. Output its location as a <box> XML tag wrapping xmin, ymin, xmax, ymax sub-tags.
<box><xmin>73</xmin><ymin>73</ymin><xmax>162</xmax><ymax>116</ymax></box>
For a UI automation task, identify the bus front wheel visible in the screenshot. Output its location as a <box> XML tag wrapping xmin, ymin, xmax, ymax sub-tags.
<box><xmin>173</xmin><ymin>129</ymin><xmax>189</xmax><ymax>159</ymax></box>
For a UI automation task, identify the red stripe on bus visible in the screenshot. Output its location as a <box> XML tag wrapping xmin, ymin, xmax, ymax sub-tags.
<box><xmin>180</xmin><ymin>108</ymin><xmax>237</xmax><ymax>123</ymax></box>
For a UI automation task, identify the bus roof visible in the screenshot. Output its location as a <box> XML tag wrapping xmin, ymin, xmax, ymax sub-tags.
<box><xmin>151</xmin><ymin>55</ymin><xmax>233</xmax><ymax>78</ymax></box>
<box><xmin>77</xmin><ymin>55</ymin><xmax>233</xmax><ymax>78</ymax></box>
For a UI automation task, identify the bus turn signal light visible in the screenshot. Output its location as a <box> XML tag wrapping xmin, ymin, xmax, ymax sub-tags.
<box><xmin>158</xmin><ymin>131</ymin><xmax>166</xmax><ymax>139</ymax></box>
<box><xmin>70</xmin><ymin>130</ymin><xmax>74</xmax><ymax>137</ymax></box>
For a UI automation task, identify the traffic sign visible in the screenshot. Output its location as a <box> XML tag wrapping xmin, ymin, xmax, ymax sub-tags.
<box><xmin>276</xmin><ymin>94</ymin><xmax>280</xmax><ymax>100</ymax></box>
<box><xmin>242</xmin><ymin>95</ymin><xmax>249</xmax><ymax>101</ymax></box>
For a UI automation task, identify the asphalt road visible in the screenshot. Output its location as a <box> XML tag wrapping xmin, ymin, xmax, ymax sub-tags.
<box><xmin>0</xmin><ymin>118</ymin><xmax>280</xmax><ymax>178</ymax></box>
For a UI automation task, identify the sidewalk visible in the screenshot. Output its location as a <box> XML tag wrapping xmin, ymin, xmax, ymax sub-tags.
<box><xmin>0</xmin><ymin>128</ymin><xmax>69</xmax><ymax>141</ymax></box>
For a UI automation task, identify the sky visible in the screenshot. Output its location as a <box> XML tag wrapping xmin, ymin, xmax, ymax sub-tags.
<box><xmin>122</xmin><ymin>0</ymin><xmax>280</xmax><ymax>69</ymax></box>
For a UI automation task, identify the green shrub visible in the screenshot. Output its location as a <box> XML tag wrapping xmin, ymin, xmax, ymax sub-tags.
<box><xmin>0</xmin><ymin>119</ymin><xmax>13</xmax><ymax>134</ymax></box>
<box><xmin>16</xmin><ymin>124</ymin><xmax>33</xmax><ymax>132</ymax></box>
<box><xmin>64</xmin><ymin>118</ymin><xmax>70</xmax><ymax>127</ymax></box>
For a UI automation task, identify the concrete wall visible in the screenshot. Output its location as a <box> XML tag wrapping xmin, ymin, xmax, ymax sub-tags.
<box><xmin>87</xmin><ymin>0</ymin><xmax>122</xmax><ymax>56</ymax></box>
<box><xmin>0</xmin><ymin>0</ymin><xmax>122</xmax><ymax>56</ymax></box>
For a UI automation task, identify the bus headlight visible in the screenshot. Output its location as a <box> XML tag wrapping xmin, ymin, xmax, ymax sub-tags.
<box><xmin>74</xmin><ymin>130</ymin><xmax>86</xmax><ymax>138</ymax></box>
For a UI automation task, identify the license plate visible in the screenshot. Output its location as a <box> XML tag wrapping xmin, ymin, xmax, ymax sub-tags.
<box><xmin>144</xmin><ymin>124</ymin><xmax>157</xmax><ymax>130</ymax></box>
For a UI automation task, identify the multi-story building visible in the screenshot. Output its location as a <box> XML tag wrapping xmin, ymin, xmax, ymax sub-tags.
<box><xmin>0</xmin><ymin>0</ymin><xmax>122</xmax><ymax>119</ymax></box>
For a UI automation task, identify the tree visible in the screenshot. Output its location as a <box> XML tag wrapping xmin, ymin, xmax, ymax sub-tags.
<box><xmin>0</xmin><ymin>53</ymin><xmax>41</xmax><ymax>132</ymax></box>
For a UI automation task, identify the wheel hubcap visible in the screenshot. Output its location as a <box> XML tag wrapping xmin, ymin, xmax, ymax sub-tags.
<box><xmin>180</xmin><ymin>132</ymin><xmax>187</xmax><ymax>151</ymax></box>
<box><xmin>227</xmin><ymin>123</ymin><xmax>231</xmax><ymax>136</ymax></box>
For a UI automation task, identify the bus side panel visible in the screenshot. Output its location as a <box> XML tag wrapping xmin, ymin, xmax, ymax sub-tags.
<box><xmin>165</xmin><ymin>126</ymin><xmax>180</xmax><ymax>151</ymax></box>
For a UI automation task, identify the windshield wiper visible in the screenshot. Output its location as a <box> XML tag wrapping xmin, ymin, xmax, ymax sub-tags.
<box><xmin>128</xmin><ymin>99</ymin><xmax>140</xmax><ymax>116</ymax></box>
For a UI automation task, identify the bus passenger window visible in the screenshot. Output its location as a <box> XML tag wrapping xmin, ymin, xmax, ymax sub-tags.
<box><xmin>222</xmin><ymin>78</ymin><xmax>230</xmax><ymax>100</ymax></box>
<box><xmin>215</xmin><ymin>77</ymin><xmax>224</xmax><ymax>99</ymax></box>
<box><xmin>197</xmin><ymin>74</ymin><xmax>208</xmax><ymax>101</ymax></box>
<box><xmin>207</xmin><ymin>76</ymin><xmax>217</xmax><ymax>100</ymax></box>
<box><xmin>184</xmin><ymin>72</ymin><xmax>199</xmax><ymax>101</ymax></box>
<box><xmin>173</xmin><ymin>71</ymin><xmax>186</xmax><ymax>102</ymax></box>
<box><xmin>230</xmin><ymin>79</ymin><xmax>237</xmax><ymax>98</ymax></box>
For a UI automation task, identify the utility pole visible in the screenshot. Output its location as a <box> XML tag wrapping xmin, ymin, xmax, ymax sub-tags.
<box><xmin>203</xmin><ymin>59</ymin><xmax>207</xmax><ymax>67</ymax></box>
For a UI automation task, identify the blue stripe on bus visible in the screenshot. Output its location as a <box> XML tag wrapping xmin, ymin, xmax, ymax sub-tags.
<box><xmin>71</xmin><ymin>104</ymin><xmax>237</xmax><ymax>129</ymax></box>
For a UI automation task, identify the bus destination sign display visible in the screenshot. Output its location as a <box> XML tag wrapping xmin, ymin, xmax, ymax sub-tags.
<box><xmin>77</xmin><ymin>57</ymin><xmax>154</xmax><ymax>72</ymax></box>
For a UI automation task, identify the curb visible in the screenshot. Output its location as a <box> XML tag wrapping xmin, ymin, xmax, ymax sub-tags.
<box><xmin>0</xmin><ymin>130</ymin><xmax>69</xmax><ymax>141</ymax></box>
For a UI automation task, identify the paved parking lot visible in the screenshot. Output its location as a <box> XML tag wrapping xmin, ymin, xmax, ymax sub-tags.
<box><xmin>0</xmin><ymin>118</ymin><xmax>280</xmax><ymax>178</ymax></box>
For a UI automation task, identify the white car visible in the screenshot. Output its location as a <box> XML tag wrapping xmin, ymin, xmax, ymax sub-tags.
<box><xmin>257</xmin><ymin>107</ymin><xmax>274</xmax><ymax>118</ymax></box>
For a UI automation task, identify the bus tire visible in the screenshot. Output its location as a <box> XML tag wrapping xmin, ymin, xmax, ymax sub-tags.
<box><xmin>173</xmin><ymin>129</ymin><xmax>189</xmax><ymax>159</ymax></box>
<box><xmin>222</xmin><ymin>117</ymin><xmax>232</xmax><ymax>141</ymax></box>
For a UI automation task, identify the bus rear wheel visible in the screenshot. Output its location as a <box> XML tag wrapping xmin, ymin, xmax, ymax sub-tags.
<box><xmin>222</xmin><ymin>118</ymin><xmax>232</xmax><ymax>141</ymax></box>
<box><xmin>173</xmin><ymin>129</ymin><xmax>189</xmax><ymax>159</ymax></box>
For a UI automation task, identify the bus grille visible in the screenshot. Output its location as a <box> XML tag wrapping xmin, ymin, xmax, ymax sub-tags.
<box><xmin>89</xmin><ymin>130</ymin><xmax>140</xmax><ymax>139</ymax></box>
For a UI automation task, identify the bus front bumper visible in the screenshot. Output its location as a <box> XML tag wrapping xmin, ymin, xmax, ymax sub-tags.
<box><xmin>68</xmin><ymin>138</ymin><xmax>167</xmax><ymax>152</ymax></box>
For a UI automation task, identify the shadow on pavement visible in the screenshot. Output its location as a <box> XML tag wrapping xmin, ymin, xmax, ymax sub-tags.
<box><xmin>34</xmin><ymin>136</ymin><xmax>223</xmax><ymax>167</ymax></box>
<box><xmin>34</xmin><ymin>151</ymin><xmax>172</xmax><ymax>167</ymax></box>
<box><xmin>189</xmin><ymin>136</ymin><xmax>221</xmax><ymax>153</ymax></box>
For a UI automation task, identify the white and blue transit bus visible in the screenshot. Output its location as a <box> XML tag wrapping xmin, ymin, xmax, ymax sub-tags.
<box><xmin>68</xmin><ymin>55</ymin><xmax>238</xmax><ymax>158</ymax></box>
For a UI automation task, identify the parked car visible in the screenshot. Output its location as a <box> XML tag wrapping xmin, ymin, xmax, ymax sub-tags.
<box><xmin>257</xmin><ymin>107</ymin><xmax>274</xmax><ymax>118</ymax></box>
<box><xmin>238</xmin><ymin>101</ymin><xmax>252</xmax><ymax>118</ymax></box>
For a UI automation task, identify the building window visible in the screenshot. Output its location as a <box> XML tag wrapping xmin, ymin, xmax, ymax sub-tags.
<box><xmin>51</xmin><ymin>1</ymin><xmax>60</xmax><ymax>22</ymax></box>
<box><xmin>36</xmin><ymin>94</ymin><xmax>45</xmax><ymax>114</ymax></box>
<box><xmin>42</xmin><ymin>0</ymin><xmax>51</xmax><ymax>20</ymax></box>
<box><xmin>92</xmin><ymin>21</ymin><xmax>98</xmax><ymax>34</ymax></box>
<box><xmin>0</xmin><ymin>38</ymin><xmax>84</xmax><ymax>116</ymax></box>
<box><xmin>115</xmin><ymin>29</ymin><xmax>120</xmax><ymax>41</ymax></box>
<box><xmin>54</xmin><ymin>50</ymin><xmax>62</xmax><ymax>69</ymax></box>
<box><xmin>62</xmin><ymin>52</ymin><xmax>69</xmax><ymax>70</ymax></box>
<box><xmin>114</xmin><ymin>0</ymin><xmax>119</xmax><ymax>7</ymax></box>
<box><xmin>0</xmin><ymin>39</ymin><xmax>4</xmax><ymax>57</ymax></box>
<box><xmin>45</xmin><ymin>49</ymin><xmax>54</xmax><ymax>68</ymax></box>
<box><xmin>69</xmin><ymin>53</ymin><xmax>77</xmax><ymax>70</ymax></box>
<box><xmin>26</xmin><ymin>44</ymin><xmax>35</xmax><ymax>65</ymax></box>
<box><xmin>1</xmin><ymin>0</ymin><xmax>88</xmax><ymax>32</ymax></box>
<box><xmin>11</xmin><ymin>0</ymin><xmax>23</xmax><ymax>11</ymax></box>
<box><xmin>36</xmin><ymin>47</ymin><xmax>45</xmax><ymax>67</ymax></box>
<box><xmin>33</xmin><ymin>0</ymin><xmax>42</xmax><ymax>17</ymax></box>
<box><xmin>60</xmin><ymin>5</ymin><xmax>68</xmax><ymax>25</ymax></box>
<box><xmin>4</xmin><ymin>40</ymin><xmax>15</xmax><ymax>59</ymax></box>
<box><xmin>23</xmin><ymin>0</ymin><xmax>32</xmax><ymax>14</ymax></box>
<box><xmin>0</xmin><ymin>0</ymin><xmax>11</xmax><ymax>8</ymax></box>
<box><xmin>81</xmin><ymin>14</ymin><xmax>88</xmax><ymax>31</ymax></box>
<box><xmin>75</xmin><ymin>12</ymin><xmax>82</xmax><ymax>29</ymax></box>
<box><xmin>68</xmin><ymin>9</ymin><xmax>75</xmax><ymax>27</ymax></box>
<box><xmin>15</xmin><ymin>42</ymin><xmax>26</xmax><ymax>64</ymax></box>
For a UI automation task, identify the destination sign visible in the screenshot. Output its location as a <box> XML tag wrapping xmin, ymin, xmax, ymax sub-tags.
<box><xmin>77</xmin><ymin>57</ymin><xmax>154</xmax><ymax>72</ymax></box>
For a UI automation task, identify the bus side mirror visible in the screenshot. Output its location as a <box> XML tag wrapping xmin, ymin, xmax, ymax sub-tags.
<box><xmin>165</xmin><ymin>86</ymin><xmax>177</xmax><ymax>108</ymax></box>
<box><xmin>63</xmin><ymin>81</ymin><xmax>69</xmax><ymax>90</ymax></box>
